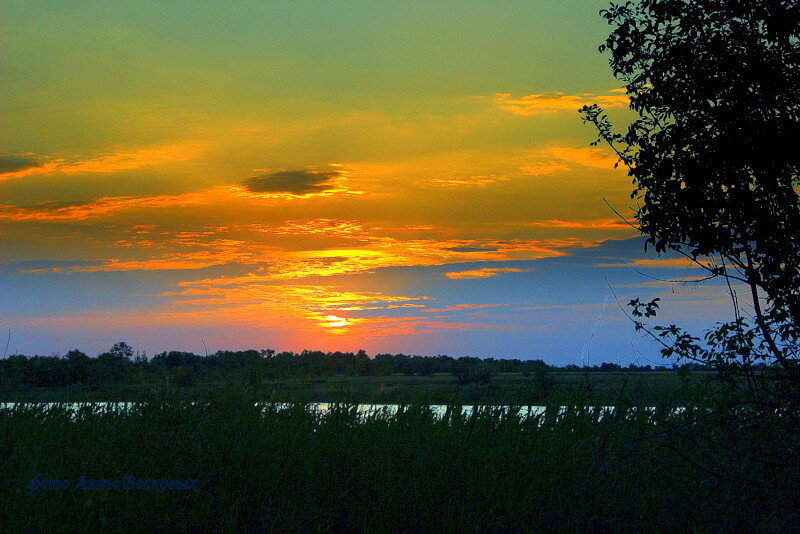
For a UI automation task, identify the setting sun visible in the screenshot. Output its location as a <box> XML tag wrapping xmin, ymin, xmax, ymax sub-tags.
<box><xmin>0</xmin><ymin>0</ymin><xmax>734</xmax><ymax>362</ymax></box>
<box><xmin>324</xmin><ymin>316</ymin><xmax>348</xmax><ymax>328</ymax></box>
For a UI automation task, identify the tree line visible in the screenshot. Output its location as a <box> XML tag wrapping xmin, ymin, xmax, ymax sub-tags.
<box><xmin>0</xmin><ymin>342</ymin><xmax>723</xmax><ymax>389</ymax></box>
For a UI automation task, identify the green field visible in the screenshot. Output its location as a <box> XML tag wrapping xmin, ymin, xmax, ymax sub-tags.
<box><xmin>0</xmin><ymin>371</ymin><xmax>716</xmax><ymax>406</ymax></box>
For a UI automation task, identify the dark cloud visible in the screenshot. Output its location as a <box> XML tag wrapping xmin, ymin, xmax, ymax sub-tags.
<box><xmin>241</xmin><ymin>170</ymin><xmax>342</xmax><ymax>195</ymax></box>
<box><xmin>444</xmin><ymin>246</ymin><xmax>500</xmax><ymax>253</ymax></box>
<box><xmin>0</xmin><ymin>155</ymin><xmax>42</xmax><ymax>173</ymax></box>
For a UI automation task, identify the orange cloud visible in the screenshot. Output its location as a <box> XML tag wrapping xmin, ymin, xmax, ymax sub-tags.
<box><xmin>492</xmin><ymin>91</ymin><xmax>629</xmax><ymax>115</ymax></box>
<box><xmin>0</xmin><ymin>177</ymin><xmax>370</xmax><ymax>223</ymax></box>
<box><xmin>164</xmin><ymin>283</ymin><xmax>429</xmax><ymax>310</ymax></box>
<box><xmin>518</xmin><ymin>162</ymin><xmax>572</xmax><ymax>176</ymax></box>
<box><xmin>488</xmin><ymin>238</ymin><xmax>599</xmax><ymax>255</ymax></box>
<box><xmin>0</xmin><ymin>143</ymin><xmax>206</xmax><ymax>181</ymax></box>
<box><xmin>0</xmin><ymin>191</ymin><xmax>211</xmax><ymax>221</ymax></box>
<box><xmin>157</xmin><ymin>282</ymin><xmax>435</xmax><ymax>337</ymax></box>
<box><xmin>519</xmin><ymin>147</ymin><xmax>621</xmax><ymax>177</ymax></box>
<box><xmin>527</xmin><ymin>218</ymin><xmax>632</xmax><ymax>230</ymax></box>
<box><xmin>84</xmin><ymin>249</ymin><xmax>256</xmax><ymax>272</ymax></box>
<box><xmin>428</xmin><ymin>175</ymin><xmax>507</xmax><ymax>188</ymax></box>
<box><xmin>255</xmin><ymin>218</ymin><xmax>365</xmax><ymax>237</ymax></box>
<box><xmin>445</xmin><ymin>267</ymin><xmax>526</xmax><ymax>279</ymax></box>
<box><xmin>16</xmin><ymin>210</ymin><xmax>604</xmax><ymax>281</ymax></box>
<box><xmin>230</xmin><ymin>185</ymin><xmax>365</xmax><ymax>201</ymax></box>
<box><xmin>167</xmin><ymin>237</ymin><xmax>589</xmax><ymax>281</ymax></box>
<box><xmin>540</xmin><ymin>147</ymin><xmax>619</xmax><ymax>170</ymax></box>
<box><xmin>186</xmin><ymin>237</ymin><xmax>586</xmax><ymax>278</ymax></box>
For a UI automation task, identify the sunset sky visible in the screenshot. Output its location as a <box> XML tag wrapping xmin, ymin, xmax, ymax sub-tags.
<box><xmin>0</xmin><ymin>1</ymin><xmax>733</xmax><ymax>363</ymax></box>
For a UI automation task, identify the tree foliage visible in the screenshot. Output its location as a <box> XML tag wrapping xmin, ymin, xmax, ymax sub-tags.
<box><xmin>581</xmin><ymin>0</ymin><xmax>800</xmax><ymax>397</ymax></box>
<box><xmin>0</xmin><ymin>345</ymin><xmax>671</xmax><ymax>391</ymax></box>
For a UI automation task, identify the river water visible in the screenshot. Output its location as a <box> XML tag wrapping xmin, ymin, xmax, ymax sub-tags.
<box><xmin>0</xmin><ymin>402</ymin><xmax>688</xmax><ymax>420</ymax></box>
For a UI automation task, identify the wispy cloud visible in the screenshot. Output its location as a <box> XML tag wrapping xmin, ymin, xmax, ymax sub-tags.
<box><xmin>444</xmin><ymin>246</ymin><xmax>499</xmax><ymax>253</ymax></box>
<box><xmin>164</xmin><ymin>283</ymin><xmax>428</xmax><ymax>310</ymax></box>
<box><xmin>0</xmin><ymin>155</ymin><xmax>43</xmax><ymax>174</ymax></box>
<box><xmin>256</xmin><ymin>218</ymin><xmax>366</xmax><ymax>238</ymax></box>
<box><xmin>492</xmin><ymin>90</ymin><xmax>629</xmax><ymax>115</ymax></box>
<box><xmin>527</xmin><ymin>218</ymin><xmax>632</xmax><ymax>230</ymax></box>
<box><xmin>0</xmin><ymin>192</ymin><xmax>210</xmax><ymax>221</ymax></box>
<box><xmin>520</xmin><ymin>147</ymin><xmax>621</xmax><ymax>176</ymax></box>
<box><xmin>159</xmin><ymin>282</ymin><xmax>437</xmax><ymax>337</ymax></box>
<box><xmin>0</xmin><ymin>143</ymin><xmax>206</xmax><ymax>181</ymax></box>
<box><xmin>423</xmin><ymin>303</ymin><xmax>503</xmax><ymax>313</ymax></box>
<box><xmin>539</xmin><ymin>147</ymin><xmax>619</xmax><ymax>169</ymax></box>
<box><xmin>428</xmin><ymin>175</ymin><xmax>507</xmax><ymax>188</ymax></box>
<box><xmin>444</xmin><ymin>267</ymin><xmax>526</xmax><ymax>279</ymax></box>
<box><xmin>343</xmin><ymin>315</ymin><xmax>516</xmax><ymax>338</ymax></box>
<box><xmin>598</xmin><ymin>258</ymin><xmax>701</xmax><ymax>269</ymax></box>
<box><xmin>252</xmin><ymin>220</ymin><xmax>437</xmax><ymax>236</ymax></box>
<box><xmin>178</xmin><ymin>237</ymin><xmax>591</xmax><ymax>281</ymax></box>
<box><xmin>518</xmin><ymin>161</ymin><xmax>572</xmax><ymax>176</ymax></box>
<box><xmin>16</xmin><ymin>207</ymin><xmax>603</xmax><ymax>281</ymax></box>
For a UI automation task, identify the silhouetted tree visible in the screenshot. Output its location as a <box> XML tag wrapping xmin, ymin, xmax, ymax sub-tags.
<box><xmin>97</xmin><ymin>342</ymin><xmax>133</xmax><ymax>382</ymax></box>
<box><xmin>152</xmin><ymin>351</ymin><xmax>201</xmax><ymax>368</ymax></box>
<box><xmin>581</xmin><ymin>0</ymin><xmax>800</xmax><ymax>399</ymax></box>
<box><xmin>599</xmin><ymin>362</ymin><xmax>622</xmax><ymax>372</ymax></box>
<box><xmin>64</xmin><ymin>349</ymin><xmax>93</xmax><ymax>384</ymax></box>
<box><xmin>581</xmin><ymin>0</ymin><xmax>800</xmax><ymax>505</ymax></box>
<box><xmin>110</xmin><ymin>342</ymin><xmax>134</xmax><ymax>360</ymax></box>
<box><xmin>451</xmin><ymin>357</ymin><xmax>495</xmax><ymax>386</ymax></box>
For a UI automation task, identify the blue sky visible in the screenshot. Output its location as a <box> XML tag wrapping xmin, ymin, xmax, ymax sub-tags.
<box><xmin>0</xmin><ymin>1</ymin><xmax>735</xmax><ymax>362</ymax></box>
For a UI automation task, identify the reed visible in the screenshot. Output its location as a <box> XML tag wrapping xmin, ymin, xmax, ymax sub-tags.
<box><xmin>1</xmin><ymin>387</ymin><xmax>796</xmax><ymax>533</ymax></box>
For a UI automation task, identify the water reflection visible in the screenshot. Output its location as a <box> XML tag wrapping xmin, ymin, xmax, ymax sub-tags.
<box><xmin>0</xmin><ymin>402</ymin><xmax>688</xmax><ymax>422</ymax></box>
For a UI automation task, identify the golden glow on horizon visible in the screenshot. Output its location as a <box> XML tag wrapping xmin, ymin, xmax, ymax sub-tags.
<box><xmin>0</xmin><ymin>1</ymin><xmax>646</xmax><ymax>350</ymax></box>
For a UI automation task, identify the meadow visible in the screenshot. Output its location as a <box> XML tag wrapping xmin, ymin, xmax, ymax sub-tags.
<box><xmin>0</xmin><ymin>370</ymin><xmax>714</xmax><ymax>406</ymax></box>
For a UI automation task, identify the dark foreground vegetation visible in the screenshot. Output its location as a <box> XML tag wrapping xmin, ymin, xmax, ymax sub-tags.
<box><xmin>1</xmin><ymin>387</ymin><xmax>798</xmax><ymax>533</ymax></box>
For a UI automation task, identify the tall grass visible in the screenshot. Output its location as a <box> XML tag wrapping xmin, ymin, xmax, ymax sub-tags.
<box><xmin>0</xmin><ymin>388</ymin><xmax>797</xmax><ymax>533</ymax></box>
